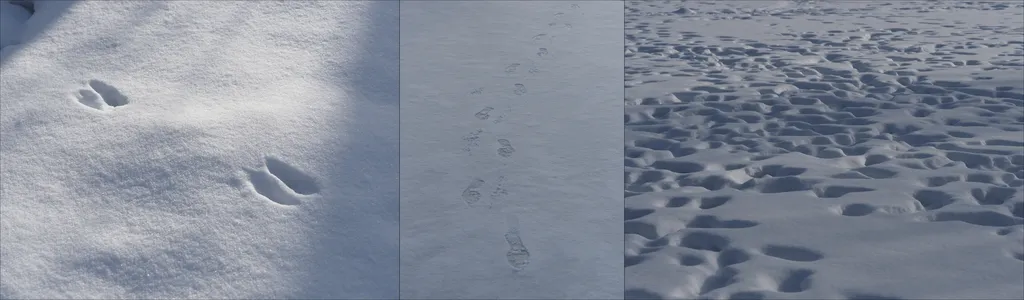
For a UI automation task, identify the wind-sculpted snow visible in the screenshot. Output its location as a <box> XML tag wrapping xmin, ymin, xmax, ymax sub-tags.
<box><xmin>625</xmin><ymin>1</ymin><xmax>1024</xmax><ymax>299</ymax></box>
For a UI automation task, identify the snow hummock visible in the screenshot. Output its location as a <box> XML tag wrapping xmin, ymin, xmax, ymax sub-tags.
<box><xmin>626</xmin><ymin>1</ymin><xmax>1024</xmax><ymax>299</ymax></box>
<box><xmin>1</xmin><ymin>1</ymin><xmax>397</xmax><ymax>298</ymax></box>
<box><xmin>400</xmin><ymin>1</ymin><xmax>623</xmax><ymax>299</ymax></box>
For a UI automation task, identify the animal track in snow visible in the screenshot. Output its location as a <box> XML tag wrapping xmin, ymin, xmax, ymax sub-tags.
<box><xmin>461</xmin><ymin>178</ymin><xmax>486</xmax><ymax>208</ymax></box>
<box><xmin>490</xmin><ymin>105</ymin><xmax>512</xmax><ymax>124</ymax></box>
<box><xmin>504</xmin><ymin>214</ymin><xmax>530</xmax><ymax>271</ymax></box>
<box><xmin>505</xmin><ymin>63</ymin><xmax>520</xmax><ymax>74</ymax></box>
<box><xmin>246</xmin><ymin>157</ymin><xmax>319</xmax><ymax>206</ymax></box>
<box><xmin>475</xmin><ymin>107</ymin><xmax>493</xmax><ymax>120</ymax></box>
<box><xmin>497</xmin><ymin>139</ymin><xmax>516</xmax><ymax>157</ymax></box>
<box><xmin>74</xmin><ymin>80</ymin><xmax>128</xmax><ymax>111</ymax></box>
<box><xmin>461</xmin><ymin>129</ymin><xmax>483</xmax><ymax>155</ymax></box>
<box><xmin>513</xmin><ymin>83</ymin><xmax>527</xmax><ymax>95</ymax></box>
<box><xmin>490</xmin><ymin>175</ymin><xmax>509</xmax><ymax>202</ymax></box>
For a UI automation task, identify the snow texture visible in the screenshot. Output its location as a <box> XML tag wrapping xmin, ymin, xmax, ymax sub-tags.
<box><xmin>1</xmin><ymin>1</ymin><xmax>397</xmax><ymax>299</ymax></box>
<box><xmin>625</xmin><ymin>1</ymin><xmax>1024</xmax><ymax>299</ymax></box>
<box><xmin>400</xmin><ymin>1</ymin><xmax>624</xmax><ymax>299</ymax></box>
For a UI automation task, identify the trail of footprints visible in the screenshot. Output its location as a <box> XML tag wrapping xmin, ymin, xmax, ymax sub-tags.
<box><xmin>67</xmin><ymin>80</ymin><xmax>327</xmax><ymax>207</ymax></box>
<box><xmin>458</xmin><ymin>3</ymin><xmax>584</xmax><ymax>271</ymax></box>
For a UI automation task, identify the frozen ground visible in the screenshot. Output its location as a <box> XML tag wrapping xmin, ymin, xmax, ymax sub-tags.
<box><xmin>625</xmin><ymin>1</ymin><xmax>1024</xmax><ymax>299</ymax></box>
<box><xmin>1</xmin><ymin>1</ymin><xmax>397</xmax><ymax>299</ymax></box>
<box><xmin>400</xmin><ymin>1</ymin><xmax>622</xmax><ymax>299</ymax></box>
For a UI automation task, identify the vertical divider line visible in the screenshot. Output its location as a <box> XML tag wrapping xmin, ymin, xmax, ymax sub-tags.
<box><xmin>396</xmin><ymin>0</ymin><xmax>403</xmax><ymax>298</ymax></box>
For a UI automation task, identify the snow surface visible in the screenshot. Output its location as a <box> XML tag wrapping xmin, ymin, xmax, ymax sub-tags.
<box><xmin>1</xmin><ymin>1</ymin><xmax>397</xmax><ymax>299</ymax></box>
<box><xmin>625</xmin><ymin>1</ymin><xmax>1024</xmax><ymax>299</ymax></box>
<box><xmin>400</xmin><ymin>1</ymin><xmax>623</xmax><ymax>299</ymax></box>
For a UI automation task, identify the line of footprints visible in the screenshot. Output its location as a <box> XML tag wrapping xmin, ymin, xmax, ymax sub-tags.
<box><xmin>462</xmin><ymin>3</ymin><xmax>583</xmax><ymax>272</ymax></box>
<box><xmin>70</xmin><ymin>80</ymin><xmax>322</xmax><ymax>206</ymax></box>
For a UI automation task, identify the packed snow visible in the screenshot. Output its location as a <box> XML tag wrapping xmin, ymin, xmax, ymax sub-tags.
<box><xmin>400</xmin><ymin>1</ymin><xmax>623</xmax><ymax>299</ymax></box>
<box><xmin>625</xmin><ymin>1</ymin><xmax>1024</xmax><ymax>299</ymax></box>
<box><xmin>1</xmin><ymin>1</ymin><xmax>397</xmax><ymax>299</ymax></box>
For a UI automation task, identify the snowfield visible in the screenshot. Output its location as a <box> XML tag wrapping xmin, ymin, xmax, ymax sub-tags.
<box><xmin>1</xmin><ymin>1</ymin><xmax>397</xmax><ymax>299</ymax></box>
<box><xmin>625</xmin><ymin>1</ymin><xmax>1024</xmax><ymax>299</ymax></box>
<box><xmin>400</xmin><ymin>1</ymin><xmax>623</xmax><ymax>299</ymax></box>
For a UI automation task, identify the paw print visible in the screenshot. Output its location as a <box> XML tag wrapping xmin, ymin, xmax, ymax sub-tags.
<box><xmin>497</xmin><ymin>139</ymin><xmax>516</xmax><ymax>157</ymax></box>
<box><xmin>513</xmin><ymin>84</ymin><xmax>527</xmax><ymax>95</ymax></box>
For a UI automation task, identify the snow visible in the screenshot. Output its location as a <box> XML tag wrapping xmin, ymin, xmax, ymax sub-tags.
<box><xmin>1</xmin><ymin>1</ymin><xmax>397</xmax><ymax>299</ymax></box>
<box><xmin>625</xmin><ymin>1</ymin><xmax>1024</xmax><ymax>299</ymax></box>
<box><xmin>399</xmin><ymin>1</ymin><xmax>623</xmax><ymax>299</ymax></box>
<box><xmin>4</xmin><ymin>0</ymin><xmax>1022</xmax><ymax>298</ymax></box>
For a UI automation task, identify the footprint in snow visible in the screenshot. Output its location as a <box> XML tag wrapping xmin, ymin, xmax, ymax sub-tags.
<box><xmin>497</xmin><ymin>139</ymin><xmax>516</xmax><ymax>157</ymax></box>
<box><xmin>462</xmin><ymin>129</ymin><xmax>484</xmax><ymax>155</ymax></box>
<box><xmin>246</xmin><ymin>157</ymin><xmax>320</xmax><ymax>206</ymax></box>
<box><xmin>513</xmin><ymin>83</ymin><xmax>527</xmax><ymax>95</ymax></box>
<box><xmin>461</xmin><ymin>178</ymin><xmax>486</xmax><ymax>208</ymax></box>
<box><xmin>475</xmin><ymin>107</ymin><xmax>494</xmax><ymax>120</ymax></box>
<box><xmin>490</xmin><ymin>175</ymin><xmax>509</xmax><ymax>202</ymax></box>
<box><xmin>505</xmin><ymin>63</ymin><xmax>520</xmax><ymax>74</ymax></box>
<box><xmin>504</xmin><ymin>214</ymin><xmax>531</xmax><ymax>271</ymax></box>
<box><xmin>74</xmin><ymin>79</ymin><xmax>128</xmax><ymax>111</ymax></box>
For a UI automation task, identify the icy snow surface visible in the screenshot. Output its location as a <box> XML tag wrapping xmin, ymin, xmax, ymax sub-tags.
<box><xmin>625</xmin><ymin>1</ymin><xmax>1024</xmax><ymax>299</ymax></box>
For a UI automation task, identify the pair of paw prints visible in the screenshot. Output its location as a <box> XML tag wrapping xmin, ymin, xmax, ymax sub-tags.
<box><xmin>461</xmin><ymin>175</ymin><xmax>510</xmax><ymax>208</ymax></box>
<box><xmin>461</xmin><ymin>129</ymin><xmax>516</xmax><ymax>158</ymax></box>
<box><xmin>475</xmin><ymin>106</ymin><xmax>512</xmax><ymax>124</ymax></box>
<box><xmin>73</xmin><ymin>80</ymin><xmax>128</xmax><ymax>111</ymax></box>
